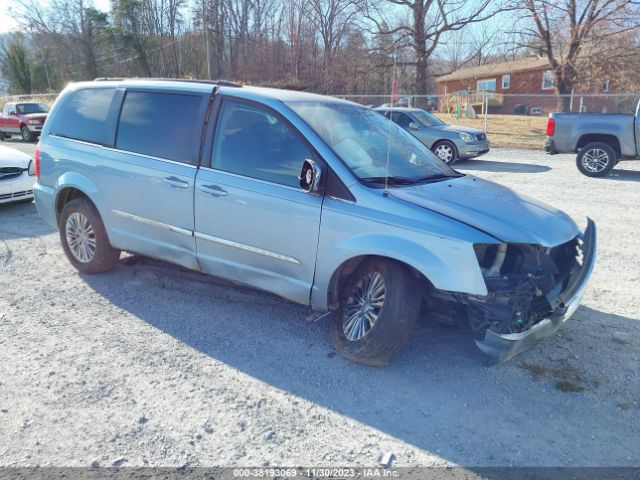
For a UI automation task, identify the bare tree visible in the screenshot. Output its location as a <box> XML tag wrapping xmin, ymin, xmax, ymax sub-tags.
<box><xmin>368</xmin><ymin>0</ymin><xmax>509</xmax><ymax>95</ymax></box>
<box><xmin>11</xmin><ymin>0</ymin><xmax>109</xmax><ymax>79</ymax></box>
<box><xmin>308</xmin><ymin>0</ymin><xmax>365</xmax><ymax>92</ymax></box>
<box><xmin>516</xmin><ymin>0</ymin><xmax>640</xmax><ymax>111</ymax></box>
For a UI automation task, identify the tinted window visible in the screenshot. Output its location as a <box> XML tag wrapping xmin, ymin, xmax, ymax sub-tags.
<box><xmin>50</xmin><ymin>88</ymin><xmax>116</xmax><ymax>144</ymax></box>
<box><xmin>117</xmin><ymin>91</ymin><xmax>203</xmax><ymax>164</ymax></box>
<box><xmin>212</xmin><ymin>101</ymin><xmax>311</xmax><ymax>188</ymax></box>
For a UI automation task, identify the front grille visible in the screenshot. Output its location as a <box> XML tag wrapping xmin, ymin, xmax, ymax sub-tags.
<box><xmin>0</xmin><ymin>189</ymin><xmax>33</xmax><ymax>200</ymax></box>
<box><xmin>0</xmin><ymin>167</ymin><xmax>24</xmax><ymax>181</ymax></box>
<box><xmin>476</xmin><ymin>133</ymin><xmax>487</xmax><ymax>142</ymax></box>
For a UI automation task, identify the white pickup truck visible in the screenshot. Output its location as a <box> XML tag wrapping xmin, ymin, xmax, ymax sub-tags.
<box><xmin>544</xmin><ymin>100</ymin><xmax>640</xmax><ymax>177</ymax></box>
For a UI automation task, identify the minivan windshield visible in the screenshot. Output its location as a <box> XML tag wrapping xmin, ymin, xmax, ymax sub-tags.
<box><xmin>412</xmin><ymin>110</ymin><xmax>445</xmax><ymax>127</ymax></box>
<box><xmin>287</xmin><ymin>101</ymin><xmax>459</xmax><ymax>186</ymax></box>
<box><xmin>16</xmin><ymin>103</ymin><xmax>50</xmax><ymax>114</ymax></box>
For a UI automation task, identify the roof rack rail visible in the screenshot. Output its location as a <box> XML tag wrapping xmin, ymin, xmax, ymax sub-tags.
<box><xmin>93</xmin><ymin>77</ymin><xmax>242</xmax><ymax>88</ymax></box>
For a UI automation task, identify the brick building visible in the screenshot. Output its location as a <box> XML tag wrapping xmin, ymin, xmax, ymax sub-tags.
<box><xmin>436</xmin><ymin>57</ymin><xmax>622</xmax><ymax>115</ymax></box>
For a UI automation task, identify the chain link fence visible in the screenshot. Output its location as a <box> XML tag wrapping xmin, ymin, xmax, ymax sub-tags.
<box><xmin>2</xmin><ymin>91</ymin><xmax>639</xmax><ymax>149</ymax></box>
<box><xmin>338</xmin><ymin>93</ymin><xmax>640</xmax><ymax>149</ymax></box>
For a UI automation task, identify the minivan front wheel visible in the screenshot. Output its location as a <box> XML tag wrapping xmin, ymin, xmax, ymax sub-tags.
<box><xmin>59</xmin><ymin>198</ymin><xmax>120</xmax><ymax>274</ymax></box>
<box><xmin>330</xmin><ymin>259</ymin><xmax>421</xmax><ymax>366</ymax></box>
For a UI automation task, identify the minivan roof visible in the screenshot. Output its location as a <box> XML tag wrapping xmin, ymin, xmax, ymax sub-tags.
<box><xmin>69</xmin><ymin>78</ymin><xmax>356</xmax><ymax>106</ymax></box>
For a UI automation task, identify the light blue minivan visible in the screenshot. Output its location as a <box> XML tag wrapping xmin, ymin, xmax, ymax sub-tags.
<box><xmin>34</xmin><ymin>79</ymin><xmax>596</xmax><ymax>365</ymax></box>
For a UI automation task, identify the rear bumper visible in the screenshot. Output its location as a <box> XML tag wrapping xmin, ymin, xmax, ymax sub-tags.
<box><xmin>476</xmin><ymin>219</ymin><xmax>597</xmax><ymax>363</ymax></box>
<box><xmin>34</xmin><ymin>182</ymin><xmax>58</xmax><ymax>228</ymax></box>
<box><xmin>544</xmin><ymin>138</ymin><xmax>558</xmax><ymax>154</ymax></box>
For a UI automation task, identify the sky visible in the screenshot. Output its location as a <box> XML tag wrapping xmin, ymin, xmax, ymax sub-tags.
<box><xmin>0</xmin><ymin>0</ymin><xmax>112</xmax><ymax>33</ymax></box>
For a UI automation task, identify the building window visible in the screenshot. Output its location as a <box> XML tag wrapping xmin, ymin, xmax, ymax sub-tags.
<box><xmin>603</xmin><ymin>75</ymin><xmax>610</xmax><ymax>92</ymax></box>
<box><xmin>502</xmin><ymin>74</ymin><xmax>510</xmax><ymax>89</ymax></box>
<box><xmin>476</xmin><ymin>79</ymin><xmax>497</xmax><ymax>91</ymax></box>
<box><xmin>542</xmin><ymin>71</ymin><xmax>554</xmax><ymax>90</ymax></box>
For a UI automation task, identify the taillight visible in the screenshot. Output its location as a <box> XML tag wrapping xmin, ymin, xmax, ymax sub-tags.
<box><xmin>34</xmin><ymin>142</ymin><xmax>40</xmax><ymax>178</ymax></box>
<box><xmin>546</xmin><ymin>117</ymin><xmax>555</xmax><ymax>136</ymax></box>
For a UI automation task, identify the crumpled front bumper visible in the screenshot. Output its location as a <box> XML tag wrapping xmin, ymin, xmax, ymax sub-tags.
<box><xmin>476</xmin><ymin>219</ymin><xmax>597</xmax><ymax>364</ymax></box>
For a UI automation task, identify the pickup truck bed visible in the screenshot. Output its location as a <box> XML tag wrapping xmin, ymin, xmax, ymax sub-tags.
<box><xmin>545</xmin><ymin>101</ymin><xmax>640</xmax><ymax>177</ymax></box>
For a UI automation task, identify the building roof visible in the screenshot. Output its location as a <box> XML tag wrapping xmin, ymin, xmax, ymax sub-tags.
<box><xmin>437</xmin><ymin>57</ymin><xmax>550</xmax><ymax>82</ymax></box>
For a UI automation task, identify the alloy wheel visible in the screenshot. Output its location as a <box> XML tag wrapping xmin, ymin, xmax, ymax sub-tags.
<box><xmin>581</xmin><ymin>148</ymin><xmax>610</xmax><ymax>173</ymax></box>
<box><xmin>65</xmin><ymin>212</ymin><xmax>97</xmax><ymax>263</ymax></box>
<box><xmin>342</xmin><ymin>271</ymin><xmax>386</xmax><ymax>341</ymax></box>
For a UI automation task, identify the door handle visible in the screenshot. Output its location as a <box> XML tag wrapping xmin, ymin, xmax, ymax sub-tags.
<box><xmin>162</xmin><ymin>176</ymin><xmax>190</xmax><ymax>189</ymax></box>
<box><xmin>199</xmin><ymin>184</ymin><xmax>228</xmax><ymax>197</ymax></box>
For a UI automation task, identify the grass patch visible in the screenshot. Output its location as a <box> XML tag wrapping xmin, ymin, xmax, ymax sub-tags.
<box><xmin>437</xmin><ymin>113</ymin><xmax>548</xmax><ymax>150</ymax></box>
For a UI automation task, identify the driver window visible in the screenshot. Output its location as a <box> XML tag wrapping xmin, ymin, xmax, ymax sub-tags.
<box><xmin>391</xmin><ymin>112</ymin><xmax>412</xmax><ymax>128</ymax></box>
<box><xmin>212</xmin><ymin>101</ymin><xmax>312</xmax><ymax>188</ymax></box>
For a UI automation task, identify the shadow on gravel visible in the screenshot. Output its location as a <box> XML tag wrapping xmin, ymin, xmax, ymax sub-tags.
<box><xmin>602</xmin><ymin>169</ymin><xmax>640</xmax><ymax>182</ymax></box>
<box><xmin>82</xmin><ymin>255</ymin><xmax>640</xmax><ymax>468</ymax></box>
<box><xmin>0</xmin><ymin>201</ymin><xmax>56</xmax><ymax>240</ymax></box>
<box><xmin>457</xmin><ymin>160</ymin><xmax>551</xmax><ymax>174</ymax></box>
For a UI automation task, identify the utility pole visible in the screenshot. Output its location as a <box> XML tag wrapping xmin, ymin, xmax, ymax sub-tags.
<box><xmin>202</xmin><ymin>0</ymin><xmax>212</xmax><ymax>79</ymax></box>
<box><xmin>41</xmin><ymin>51</ymin><xmax>51</xmax><ymax>91</ymax></box>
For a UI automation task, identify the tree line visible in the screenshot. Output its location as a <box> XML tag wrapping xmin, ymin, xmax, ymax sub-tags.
<box><xmin>1</xmin><ymin>0</ymin><xmax>639</xmax><ymax>108</ymax></box>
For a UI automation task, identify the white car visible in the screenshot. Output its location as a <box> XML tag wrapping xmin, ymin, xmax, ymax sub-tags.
<box><xmin>0</xmin><ymin>145</ymin><xmax>36</xmax><ymax>204</ymax></box>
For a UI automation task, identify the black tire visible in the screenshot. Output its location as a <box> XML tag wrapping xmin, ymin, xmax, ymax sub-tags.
<box><xmin>330</xmin><ymin>258</ymin><xmax>421</xmax><ymax>366</ymax></box>
<box><xmin>576</xmin><ymin>142</ymin><xmax>617</xmax><ymax>178</ymax></box>
<box><xmin>59</xmin><ymin>198</ymin><xmax>120</xmax><ymax>274</ymax></box>
<box><xmin>21</xmin><ymin>126</ymin><xmax>34</xmax><ymax>142</ymax></box>
<box><xmin>0</xmin><ymin>131</ymin><xmax>5</xmax><ymax>141</ymax></box>
<box><xmin>432</xmin><ymin>140</ymin><xmax>458</xmax><ymax>165</ymax></box>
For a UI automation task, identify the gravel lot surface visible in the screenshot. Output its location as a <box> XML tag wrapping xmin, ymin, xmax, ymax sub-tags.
<box><xmin>1</xmin><ymin>138</ymin><xmax>639</xmax><ymax>468</ymax></box>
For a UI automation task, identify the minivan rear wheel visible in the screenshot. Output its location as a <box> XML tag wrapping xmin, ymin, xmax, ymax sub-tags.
<box><xmin>59</xmin><ymin>198</ymin><xmax>120</xmax><ymax>274</ymax></box>
<box><xmin>330</xmin><ymin>258</ymin><xmax>420</xmax><ymax>366</ymax></box>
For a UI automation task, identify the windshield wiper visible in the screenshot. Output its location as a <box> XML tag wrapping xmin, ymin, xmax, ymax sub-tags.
<box><xmin>413</xmin><ymin>172</ymin><xmax>463</xmax><ymax>183</ymax></box>
<box><xmin>360</xmin><ymin>176</ymin><xmax>416</xmax><ymax>185</ymax></box>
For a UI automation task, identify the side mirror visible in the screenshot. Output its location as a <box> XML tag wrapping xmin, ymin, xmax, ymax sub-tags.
<box><xmin>299</xmin><ymin>159</ymin><xmax>323</xmax><ymax>193</ymax></box>
<box><xmin>9</xmin><ymin>111</ymin><xmax>17</xmax><ymax>116</ymax></box>
<box><xmin>408</xmin><ymin>121</ymin><xmax>421</xmax><ymax>130</ymax></box>
<box><xmin>28</xmin><ymin>159</ymin><xmax>36</xmax><ymax>176</ymax></box>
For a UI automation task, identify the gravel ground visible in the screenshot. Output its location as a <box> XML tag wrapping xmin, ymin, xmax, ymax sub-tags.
<box><xmin>1</xmin><ymin>138</ymin><xmax>639</xmax><ymax>468</ymax></box>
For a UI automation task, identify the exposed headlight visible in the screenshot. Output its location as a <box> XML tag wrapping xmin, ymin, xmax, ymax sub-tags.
<box><xmin>459</xmin><ymin>132</ymin><xmax>475</xmax><ymax>143</ymax></box>
<box><xmin>28</xmin><ymin>119</ymin><xmax>38</xmax><ymax>125</ymax></box>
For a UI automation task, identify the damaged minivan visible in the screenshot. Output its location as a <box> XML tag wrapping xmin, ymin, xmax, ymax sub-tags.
<box><xmin>34</xmin><ymin>79</ymin><xmax>596</xmax><ymax>365</ymax></box>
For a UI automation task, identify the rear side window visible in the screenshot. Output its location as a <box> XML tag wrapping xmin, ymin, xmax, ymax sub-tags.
<box><xmin>50</xmin><ymin>88</ymin><xmax>116</xmax><ymax>144</ymax></box>
<box><xmin>116</xmin><ymin>91</ymin><xmax>203</xmax><ymax>164</ymax></box>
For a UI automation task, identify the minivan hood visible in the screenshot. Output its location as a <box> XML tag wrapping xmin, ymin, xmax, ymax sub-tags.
<box><xmin>391</xmin><ymin>175</ymin><xmax>579</xmax><ymax>246</ymax></box>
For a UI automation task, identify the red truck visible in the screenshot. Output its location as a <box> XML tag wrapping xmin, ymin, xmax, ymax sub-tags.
<box><xmin>0</xmin><ymin>102</ymin><xmax>50</xmax><ymax>142</ymax></box>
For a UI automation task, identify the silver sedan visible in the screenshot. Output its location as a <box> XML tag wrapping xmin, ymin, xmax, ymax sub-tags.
<box><xmin>375</xmin><ymin>107</ymin><xmax>490</xmax><ymax>165</ymax></box>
